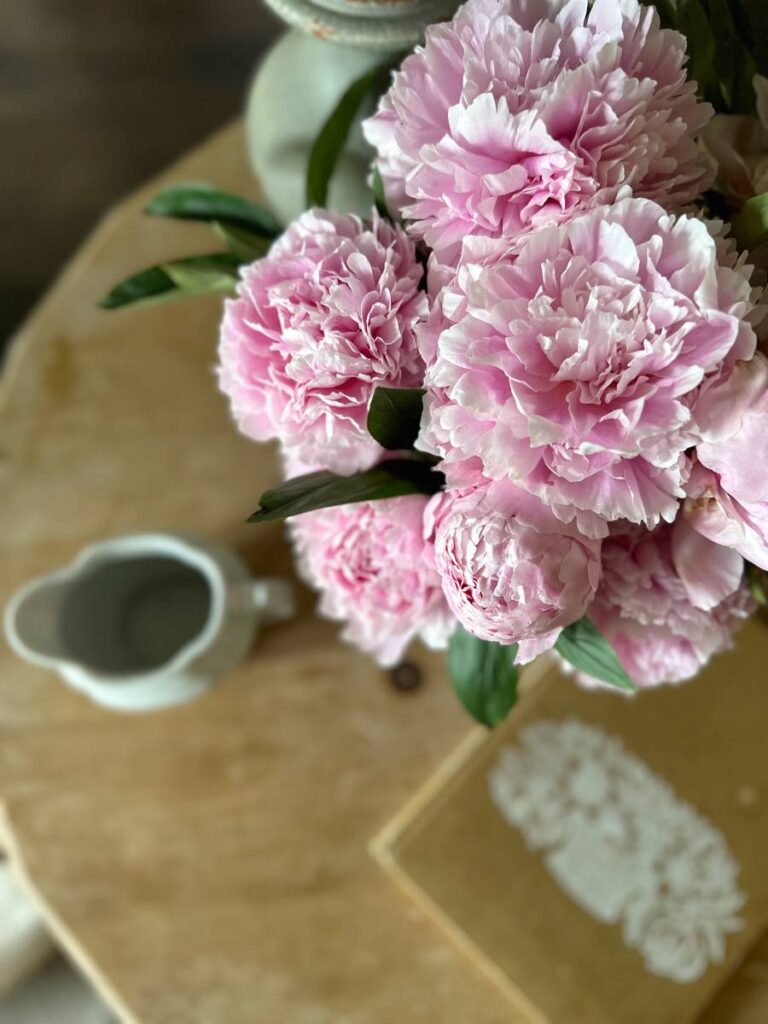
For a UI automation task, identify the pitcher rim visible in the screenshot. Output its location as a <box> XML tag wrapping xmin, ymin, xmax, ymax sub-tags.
<box><xmin>4</xmin><ymin>532</ymin><xmax>228</xmax><ymax>689</ymax></box>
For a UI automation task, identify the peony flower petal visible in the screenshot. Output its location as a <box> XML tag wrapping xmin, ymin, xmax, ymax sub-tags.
<box><xmin>291</xmin><ymin>495</ymin><xmax>455</xmax><ymax>666</ymax></box>
<box><xmin>363</xmin><ymin>0</ymin><xmax>712</xmax><ymax>264</ymax></box>
<box><xmin>585</xmin><ymin>520</ymin><xmax>753</xmax><ymax>688</ymax></box>
<box><xmin>218</xmin><ymin>209</ymin><xmax>429</xmax><ymax>473</ymax></box>
<box><xmin>683</xmin><ymin>460</ymin><xmax>768</xmax><ymax>572</ymax></box>
<box><xmin>419</xmin><ymin>198</ymin><xmax>757</xmax><ymax>534</ymax></box>
<box><xmin>430</xmin><ymin>480</ymin><xmax>601</xmax><ymax>646</ymax></box>
<box><xmin>671</xmin><ymin>518</ymin><xmax>744</xmax><ymax>612</ymax></box>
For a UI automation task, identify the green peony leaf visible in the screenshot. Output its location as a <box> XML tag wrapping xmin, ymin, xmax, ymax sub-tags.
<box><xmin>306</xmin><ymin>66</ymin><xmax>385</xmax><ymax>209</ymax></box>
<box><xmin>145</xmin><ymin>184</ymin><xmax>281</xmax><ymax>238</ymax></box>
<box><xmin>732</xmin><ymin>191</ymin><xmax>768</xmax><ymax>251</ymax></box>
<box><xmin>99</xmin><ymin>266</ymin><xmax>177</xmax><ymax>310</ymax></box>
<box><xmin>707</xmin><ymin>0</ymin><xmax>757</xmax><ymax>113</ymax></box>
<box><xmin>367</xmin><ymin>386</ymin><xmax>425</xmax><ymax>451</ymax></box>
<box><xmin>372</xmin><ymin>166</ymin><xmax>390</xmax><ymax>220</ymax></box>
<box><xmin>729</xmin><ymin>0</ymin><xmax>768</xmax><ymax>80</ymax></box>
<box><xmin>679</xmin><ymin>0</ymin><xmax>719</xmax><ymax>102</ymax></box>
<box><xmin>746</xmin><ymin>563</ymin><xmax>768</xmax><ymax>605</ymax></box>
<box><xmin>213</xmin><ymin>221</ymin><xmax>271</xmax><ymax>261</ymax></box>
<box><xmin>654</xmin><ymin>0</ymin><xmax>742</xmax><ymax>111</ymax></box>
<box><xmin>248</xmin><ymin>458</ymin><xmax>444</xmax><ymax>523</ymax></box>
<box><xmin>99</xmin><ymin>252</ymin><xmax>240</xmax><ymax>310</ymax></box>
<box><xmin>555</xmin><ymin>618</ymin><xmax>636</xmax><ymax>693</ymax></box>
<box><xmin>163</xmin><ymin>260</ymin><xmax>237</xmax><ymax>294</ymax></box>
<box><xmin>651</xmin><ymin>0</ymin><xmax>677</xmax><ymax>28</ymax></box>
<box><xmin>448</xmin><ymin>628</ymin><xmax>520</xmax><ymax>728</ymax></box>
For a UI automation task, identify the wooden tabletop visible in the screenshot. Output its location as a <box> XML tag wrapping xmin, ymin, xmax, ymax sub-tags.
<box><xmin>0</xmin><ymin>123</ymin><xmax>766</xmax><ymax>1023</ymax></box>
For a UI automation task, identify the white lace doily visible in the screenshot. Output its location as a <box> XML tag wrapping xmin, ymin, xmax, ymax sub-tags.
<box><xmin>488</xmin><ymin>719</ymin><xmax>745</xmax><ymax>984</ymax></box>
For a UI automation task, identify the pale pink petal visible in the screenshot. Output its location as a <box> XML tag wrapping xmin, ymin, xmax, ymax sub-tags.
<box><xmin>430</xmin><ymin>480</ymin><xmax>601</xmax><ymax>646</ymax></box>
<box><xmin>418</xmin><ymin>198</ymin><xmax>757</xmax><ymax>533</ymax></box>
<box><xmin>684</xmin><ymin>461</ymin><xmax>768</xmax><ymax>571</ymax></box>
<box><xmin>291</xmin><ymin>496</ymin><xmax>454</xmax><ymax>666</ymax></box>
<box><xmin>218</xmin><ymin>208</ymin><xmax>428</xmax><ymax>473</ymax></box>
<box><xmin>585</xmin><ymin>521</ymin><xmax>753</xmax><ymax>689</ymax></box>
<box><xmin>671</xmin><ymin>518</ymin><xmax>744</xmax><ymax>611</ymax></box>
<box><xmin>363</xmin><ymin>0</ymin><xmax>712</xmax><ymax>264</ymax></box>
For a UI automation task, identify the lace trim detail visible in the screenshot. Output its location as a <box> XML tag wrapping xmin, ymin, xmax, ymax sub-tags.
<box><xmin>488</xmin><ymin>719</ymin><xmax>745</xmax><ymax>983</ymax></box>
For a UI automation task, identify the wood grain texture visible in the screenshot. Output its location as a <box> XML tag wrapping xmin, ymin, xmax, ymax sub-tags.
<box><xmin>0</xmin><ymin>123</ymin><xmax>766</xmax><ymax>1023</ymax></box>
<box><xmin>0</xmin><ymin>124</ymin><xmax>514</xmax><ymax>1024</ymax></box>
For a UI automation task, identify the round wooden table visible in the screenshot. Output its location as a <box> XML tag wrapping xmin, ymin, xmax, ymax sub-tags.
<box><xmin>0</xmin><ymin>124</ymin><xmax>766</xmax><ymax>1023</ymax></box>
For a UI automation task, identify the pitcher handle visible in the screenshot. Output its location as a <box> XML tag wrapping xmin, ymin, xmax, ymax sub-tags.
<box><xmin>232</xmin><ymin>578</ymin><xmax>296</xmax><ymax>624</ymax></box>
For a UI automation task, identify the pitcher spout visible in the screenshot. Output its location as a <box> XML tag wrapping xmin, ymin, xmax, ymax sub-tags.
<box><xmin>4</xmin><ymin>574</ymin><xmax>69</xmax><ymax>667</ymax></box>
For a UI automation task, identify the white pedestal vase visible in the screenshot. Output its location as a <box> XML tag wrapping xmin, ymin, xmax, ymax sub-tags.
<box><xmin>247</xmin><ymin>0</ymin><xmax>459</xmax><ymax>223</ymax></box>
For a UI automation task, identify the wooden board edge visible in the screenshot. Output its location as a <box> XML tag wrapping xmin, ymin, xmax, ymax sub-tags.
<box><xmin>0</xmin><ymin>803</ymin><xmax>139</xmax><ymax>1024</ymax></box>
<box><xmin>367</xmin><ymin>659</ymin><xmax>564</xmax><ymax>1024</ymax></box>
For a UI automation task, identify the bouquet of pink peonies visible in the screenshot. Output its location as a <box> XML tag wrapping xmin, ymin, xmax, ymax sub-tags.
<box><xmin>103</xmin><ymin>0</ymin><xmax>768</xmax><ymax>725</ymax></box>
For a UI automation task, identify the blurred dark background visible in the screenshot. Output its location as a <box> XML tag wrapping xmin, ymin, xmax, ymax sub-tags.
<box><xmin>1</xmin><ymin>0</ymin><xmax>281</xmax><ymax>347</ymax></box>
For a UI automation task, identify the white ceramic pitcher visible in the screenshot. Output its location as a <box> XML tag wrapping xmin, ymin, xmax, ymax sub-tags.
<box><xmin>4</xmin><ymin>533</ymin><xmax>295</xmax><ymax>712</ymax></box>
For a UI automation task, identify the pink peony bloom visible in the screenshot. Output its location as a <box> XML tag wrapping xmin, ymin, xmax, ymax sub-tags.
<box><xmin>418</xmin><ymin>198</ymin><xmax>758</xmax><ymax>537</ymax></box>
<box><xmin>684</xmin><ymin>461</ymin><xmax>768</xmax><ymax>571</ymax></box>
<box><xmin>427</xmin><ymin>480</ymin><xmax>601</xmax><ymax>658</ymax></box>
<box><xmin>363</xmin><ymin>0</ymin><xmax>712</xmax><ymax>264</ymax></box>
<box><xmin>684</xmin><ymin>355</ymin><xmax>768</xmax><ymax>569</ymax></box>
<box><xmin>290</xmin><ymin>496</ymin><xmax>454</xmax><ymax>666</ymax></box>
<box><xmin>218</xmin><ymin>209</ymin><xmax>428</xmax><ymax>474</ymax></box>
<box><xmin>587</xmin><ymin>519</ymin><xmax>752</xmax><ymax>688</ymax></box>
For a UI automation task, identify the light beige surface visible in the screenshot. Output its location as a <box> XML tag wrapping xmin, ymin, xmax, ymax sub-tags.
<box><xmin>0</xmin><ymin>123</ymin><xmax>767</xmax><ymax>1023</ymax></box>
<box><xmin>374</xmin><ymin>636</ymin><xmax>768</xmax><ymax>1024</ymax></box>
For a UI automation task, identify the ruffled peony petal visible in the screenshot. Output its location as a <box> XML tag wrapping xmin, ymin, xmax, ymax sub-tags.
<box><xmin>218</xmin><ymin>209</ymin><xmax>428</xmax><ymax>473</ymax></box>
<box><xmin>696</xmin><ymin>355</ymin><xmax>768</xmax><ymax>505</ymax></box>
<box><xmin>430</xmin><ymin>480</ymin><xmax>601</xmax><ymax>646</ymax></box>
<box><xmin>671</xmin><ymin>518</ymin><xmax>744</xmax><ymax>612</ymax></box>
<box><xmin>683</xmin><ymin>460</ymin><xmax>768</xmax><ymax>572</ymax></box>
<box><xmin>363</xmin><ymin>0</ymin><xmax>712</xmax><ymax>264</ymax></box>
<box><xmin>585</xmin><ymin>520</ymin><xmax>753</xmax><ymax>689</ymax></box>
<box><xmin>516</xmin><ymin>630</ymin><xmax>561</xmax><ymax>664</ymax></box>
<box><xmin>419</xmin><ymin>198</ymin><xmax>757</xmax><ymax>533</ymax></box>
<box><xmin>291</xmin><ymin>496</ymin><xmax>454</xmax><ymax>666</ymax></box>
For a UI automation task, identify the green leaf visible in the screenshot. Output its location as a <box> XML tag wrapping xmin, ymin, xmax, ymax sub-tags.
<box><xmin>652</xmin><ymin>0</ymin><xmax>678</xmax><ymax>28</ymax></box>
<box><xmin>367</xmin><ymin>386</ymin><xmax>425</xmax><ymax>451</ymax></box>
<box><xmin>729</xmin><ymin>0</ymin><xmax>768</xmax><ymax>79</ymax></box>
<box><xmin>213</xmin><ymin>221</ymin><xmax>270</xmax><ymax>261</ymax></box>
<box><xmin>99</xmin><ymin>266</ymin><xmax>177</xmax><ymax>310</ymax></box>
<box><xmin>709</xmin><ymin>0</ymin><xmax>737</xmax><ymax>108</ymax></box>
<box><xmin>658</xmin><ymin>0</ymin><xmax>726</xmax><ymax>108</ymax></box>
<box><xmin>448</xmin><ymin>628</ymin><xmax>519</xmax><ymax>728</ymax></box>
<box><xmin>680</xmin><ymin>0</ymin><xmax>719</xmax><ymax>103</ymax></box>
<box><xmin>163</xmin><ymin>260</ymin><xmax>237</xmax><ymax>294</ymax></box>
<box><xmin>248</xmin><ymin>459</ymin><xmax>444</xmax><ymax>523</ymax></box>
<box><xmin>145</xmin><ymin>184</ymin><xmax>281</xmax><ymax>238</ymax></box>
<box><xmin>746</xmin><ymin>563</ymin><xmax>768</xmax><ymax>605</ymax></box>
<box><xmin>706</xmin><ymin>0</ymin><xmax>758</xmax><ymax>113</ymax></box>
<box><xmin>657</xmin><ymin>1</ymin><xmax>760</xmax><ymax>113</ymax></box>
<box><xmin>731</xmin><ymin>192</ymin><xmax>768</xmax><ymax>251</ymax></box>
<box><xmin>372</xmin><ymin>166</ymin><xmax>390</xmax><ymax>220</ymax></box>
<box><xmin>100</xmin><ymin>252</ymin><xmax>240</xmax><ymax>310</ymax></box>
<box><xmin>306</xmin><ymin>67</ymin><xmax>381</xmax><ymax>208</ymax></box>
<box><xmin>256</xmin><ymin>470</ymin><xmax>350</xmax><ymax>512</ymax></box>
<box><xmin>555</xmin><ymin>619</ymin><xmax>636</xmax><ymax>693</ymax></box>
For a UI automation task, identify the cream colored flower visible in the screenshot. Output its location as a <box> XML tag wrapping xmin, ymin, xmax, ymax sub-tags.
<box><xmin>700</xmin><ymin>75</ymin><xmax>768</xmax><ymax>202</ymax></box>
